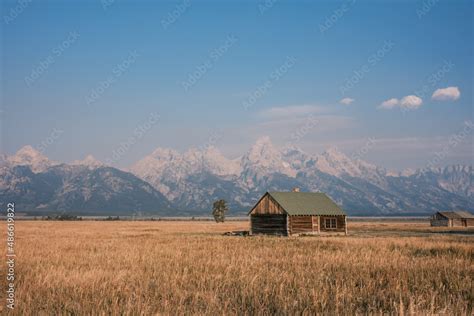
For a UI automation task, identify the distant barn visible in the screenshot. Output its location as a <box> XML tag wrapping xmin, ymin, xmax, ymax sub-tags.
<box><xmin>430</xmin><ymin>211</ymin><xmax>474</xmax><ymax>227</ymax></box>
<box><xmin>248</xmin><ymin>189</ymin><xmax>347</xmax><ymax>236</ymax></box>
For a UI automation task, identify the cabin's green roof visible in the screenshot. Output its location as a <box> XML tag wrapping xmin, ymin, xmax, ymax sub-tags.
<box><xmin>267</xmin><ymin>191</ymin><xmax>346</xmax><ymax>216</ymax></box>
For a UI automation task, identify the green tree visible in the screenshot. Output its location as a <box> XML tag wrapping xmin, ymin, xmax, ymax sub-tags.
<box><xmin>212</xmin><ymin>199</ymin><xmax>228</xmax><ymax>223</ymax></box>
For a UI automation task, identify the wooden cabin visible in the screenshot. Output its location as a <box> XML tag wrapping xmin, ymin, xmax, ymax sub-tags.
<box><xmin>248</xmin><ymin>190</ymin><xmax>347</xmax><ymax>236</ymax></box>
<box><xmin>430</xmin><ymin>211</ymin><xmax>474</xmax><ymax>227</ymax></box>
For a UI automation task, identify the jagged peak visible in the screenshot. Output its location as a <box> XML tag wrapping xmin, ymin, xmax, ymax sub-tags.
<box><xmin>14</xmin><ymin>145</ymin><xmax>46</xmax><ymax>159</ymax></box>
<box><xmin>7</xmin><ymin>145</ymin><xmax>55</xmax><ymax>173</ymax></box>
<box><xmin>202</xmin><ymin>145</ymin><xmax>222</xmax><ymax>155</ymax></box>
<box><xmin>244</xmin><ymin>137</ymin><xmax>278</xmax><ymax>162</ymax></box>
<box><xmin>313</xmin><ymin>145</ymin><xmax>384</xmax><ymax>178</ymax></box>
<box><xmin>281</xmin><ymin>144</ymin><xmax>306</xmax><ymax>154</ymax></box>
<box><xmin>71</xmin><ymin>155</ymin><xmax>104</xmax><ymax>167</ymax></box>
<box><xmin>245</xmin><ymin>136</ymin><xmax>277</xmax><ymax>155</ymax></box>
<box><xmin>321</xmin><ymin>146</ymin><xmax>348</xmax><ymax>159</ymax></box>
<box><xmin>0</xmin><ymin>153</ymin><xmax>8</xmax><ymax>167</ymax></box>
<box><xmin>254</xmin><ymin>135</ymin><xmax>272</xmax><ymax>145</ymax></box>
<box><xmin>247</xmin><ymin>136</ymin><xmax>277</xmax><ymax>156</ymax></box>
<box><xmin>183</xmin><ymin>146</ymin><xmax>229</xmax><ymax>162</ymax></box>
<box><xmin>401</xmin><ymin>168</ymin><xmax>416</xmax><ymax>176</ymax></box>
<box><xmin>150</xmin><ymin>147</ymin><xmax>180</xmax><ymax>159</ymax></box>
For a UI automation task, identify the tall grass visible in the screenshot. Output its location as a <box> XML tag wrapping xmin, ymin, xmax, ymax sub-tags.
<box><xmin>0</xmin><ymin>221</ymin><xmax>472</xmax><ymax>315</ymax></box>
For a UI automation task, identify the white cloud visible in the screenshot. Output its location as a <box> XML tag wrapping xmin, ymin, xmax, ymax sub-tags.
<box><xmin>259</xmin><ymin>105</ymin><xmax>327</xmax><ymax>119</ymax></box>
<box><xmin>400</xmin><ymin>95</ymin><xmax>423</xmax><ymax>109</ymax></box>
<box><xmin>339</xmin><ymin>97</ymin><xmax>354</xmax><ymax>105</ymax></box>
<box><xmin>378</xmin><ymin>98</ymin><xmax>399</xmax><ymax>109</ymax></box>
<box><xmin>378</xmin><ymin>96</ymin><xmax>423</xmax><ymax>110</ymax></box>
<box><xmin>432</xmin><ymin>86</ymin><xmax>460</xmax><ymax>101</ymax></box>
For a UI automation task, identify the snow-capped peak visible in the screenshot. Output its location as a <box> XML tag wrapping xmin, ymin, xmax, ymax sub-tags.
<box><xmin>8</xmin><ymin>145</ymin><xmax>56</xmax><ymax>173</ymax></box>
<box><xmin>281</xmin><ymin>145</ymin><xmax>312</xmax><ymax>171</ymax></box>
<box><xmin>131</xmin><ymin>147</ymin><xmax>183</xmax><ymax>180</ymax></box>
<box><xmin>314</xmin><ymin>146</ymin><xmax>384</xmax><ymax>179</ymax></box>
<box><xmin>0</xmin><ymin>153</ymin><xmax>8</xmax><ymax>167</ymax></box>
<box><xmin>401</xmin><ymin>168</ymin><xmax>416</xmax><ymax>177</ymax></box>
<box><xmin>245</xmin><ymin>136</ymin><xmax>279</xmax><ymax>165</ymax></box>
<box><xmin>321</xmin><ymin>146</ymin><xmax>349</xmax><ymax>161</ymax></box>
<box><xmin>198</xmin><ymin>146</ymin><xmax>241</xmax><ymax>176</ymax></box>
<box><xmin>71</xmin><ymin>155</ymin><xmax>104</xmax><ymax>168</ymax></box>
<box><xmin>315</xmin><ymin>146</ymin><xmax>357</xmax><ymax>177</ymax></box>
<box><xmin>13</xmin><ymin>145</ymin><xmax>44</xmax><ymax>160</ymax></box>
<box><xmin>254</xmin><ymin>135</ymin><xmax>272</xmax><ymax>146</ymax></box>
<box><xmin>150</xmin><ymin>147</ymin><xmax>181</xmax><ymax>160</ymax></box>
<box><xmin>241</xmin><ymin>136</ymin><xmax>296</xmax><ymax>178</ymax></box>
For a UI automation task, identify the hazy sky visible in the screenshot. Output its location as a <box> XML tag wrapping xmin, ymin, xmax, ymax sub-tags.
<box><xmin>1</xmin><ymin>0</ymin><xmax>473</xmax><ymax>170</ymax></box>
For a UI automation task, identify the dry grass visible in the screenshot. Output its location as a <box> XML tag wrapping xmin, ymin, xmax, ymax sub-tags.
<box><xmin>0</xmin><ymin>221</ymin><xmax>473</xmax><ymax>315</ymax></box>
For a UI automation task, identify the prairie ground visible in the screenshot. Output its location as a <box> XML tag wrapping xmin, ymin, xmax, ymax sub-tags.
<box><xmin>0</xmin><ymin>220</ymin><xmax>472</xmax><ymax>315</ymax></box>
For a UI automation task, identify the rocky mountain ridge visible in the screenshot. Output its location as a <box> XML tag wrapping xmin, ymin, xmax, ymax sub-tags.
<box><xmin>1</xmin><ymin>139</ymin><xmax>472</xmax><ymax>215</ymax></box>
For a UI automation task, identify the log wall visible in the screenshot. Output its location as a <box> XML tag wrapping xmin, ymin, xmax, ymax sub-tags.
<box><xmin>430</xmin><ymin>219</ymin><xmax>449</xmax><ymax>227</ymax></box>
<box><xmin>464</xmin><ymin>219</ymin><xmax>474</xmax><ymax>227</ymax></box>
<box><xmin>250</xmin><ymin>214</ymin><xmax>288</xmax><ymax>235</ymax></box>
<box><xmin>451</xmin><ymin>219</ymin><xmax>474</xmax><ymax>227</ymax></box>
<box><xmin>430</xmin><ymin>213</ymin><xmax>449</xmax><ymax>227</ymax></box>
<box><xmin>288</xmin><ymin>216</ymin><xmax>314</xmax><ymax>235</ymax></box>
<box><xmin>430</xmin><ymin>214</ymin><xmax>474</xmax><ymax>227</ymax></box>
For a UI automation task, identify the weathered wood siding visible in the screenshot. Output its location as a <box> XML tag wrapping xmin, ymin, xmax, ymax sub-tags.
<box><xmin>249</xmin><ymin>193</ymin><xmax>285</xmax><ymax>215</ymax></box>
<box><xmin>430</xmin><ymin>219</ymin><xmax>449</xmax><ymax>227</ymax></box>
<box><xmin>451</xmin><ymin>219</ymin><xmax>473</xmax><ymax>227</ymax></box>
<box><xmin>312</xmin><ymin>216</ymin><xmax>320</xmax><ymax>233</ymax></box>
<box><xmin>288</xmin><ymin>216</ymin><xmax>313</xmax><ymax>234</ymax></box>
<box><xmin>464</xmin><ymin>219</ymin><xmax>474</xmax><ymax>227</ymax></box>
<box><xmin>430</xmin><ymin>213</ymin><xmax>449</xmax><ymax>227</ymax></box>
<box><xmin>430</xmin><ymin>213</ymin><xmax>474</xmax><ymax>227</ymax></box>
<box><xmin>320</xmin><ymin>215</ymin><xmax>346</xmax><ymax>232</ymax></box>
<box><xmin>250</xmin><ymin>214</ymin><xmax>288</xmax><ymax>235</ymax></box>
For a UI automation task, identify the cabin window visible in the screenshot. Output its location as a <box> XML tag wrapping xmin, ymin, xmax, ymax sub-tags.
<box><xmin>325</xmin><ymin>218</ymin><xmax>337</xmax><ymax>229</ymax></box>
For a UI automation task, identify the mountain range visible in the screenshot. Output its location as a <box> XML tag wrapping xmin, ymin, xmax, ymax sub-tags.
<box><xmin>1</xmin><ymin>138</ymin><xmax>472</xmax><ymax>216</ymax></box>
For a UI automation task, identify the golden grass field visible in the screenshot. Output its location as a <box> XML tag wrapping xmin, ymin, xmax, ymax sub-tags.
<box><xmin>1</xmin><ymin>220</ymin><xmax>473</xmax><ymax>315</ymax></box>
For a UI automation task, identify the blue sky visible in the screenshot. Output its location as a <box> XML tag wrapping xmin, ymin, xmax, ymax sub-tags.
<box><xmin>1</xmin><ymin>0</ymin><xmax>473</xmax><ymax>170</ymax></box>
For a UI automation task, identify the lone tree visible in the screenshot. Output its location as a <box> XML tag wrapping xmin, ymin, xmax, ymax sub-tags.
<box><xmin>212</xmin><ymin>199</ymin><xmax>228</xmax><ymax>223</ymax></box>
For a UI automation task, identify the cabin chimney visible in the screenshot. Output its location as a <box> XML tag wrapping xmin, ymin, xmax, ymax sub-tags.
<box><xmin>292</xmin><ymin>187</ymin><xmax>300</xmax><ymax>192</ymax></box>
